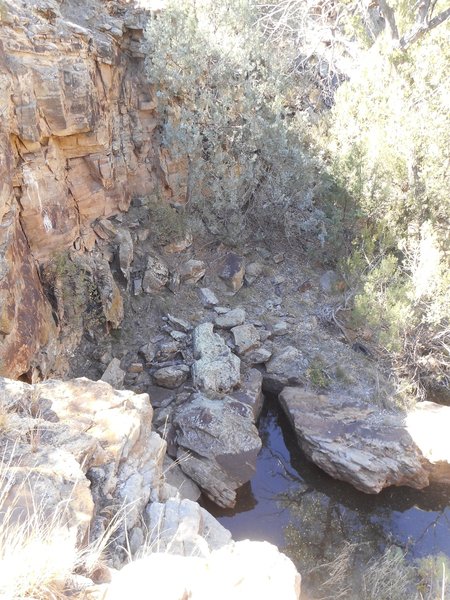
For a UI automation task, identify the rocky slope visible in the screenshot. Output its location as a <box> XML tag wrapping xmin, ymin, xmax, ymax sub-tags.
<box><xmin>0</xmin><ymin>375</ymin><xmax>301</xmax><ymax>599</ymax></box>
<box><xmin>1</xmin><ymin>2</ymin><xmax>449</xmax><ymax>597</ymax></box>
<box><xmin>0</xmin><ymin>0</ymin><xmax>187</xmax><ymax>380</ymax></box>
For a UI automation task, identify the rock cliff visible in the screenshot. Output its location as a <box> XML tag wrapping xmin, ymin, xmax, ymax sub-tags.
<box><xmin>0</xmin><ymin>0</ymin><xmax>186</xmax><ymax>380</ymax></box>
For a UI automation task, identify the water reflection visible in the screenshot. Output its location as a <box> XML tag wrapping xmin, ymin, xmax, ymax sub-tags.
<box><xmin>204</xmin><ymin>398</ymin><xmax>450</xmax><ymax>597</ymax></box>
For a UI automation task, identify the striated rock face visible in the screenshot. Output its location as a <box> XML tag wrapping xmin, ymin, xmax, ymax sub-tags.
<box><xmin>278</xmin><ymin>387</ymin><xmax>450</xmax><ymax>494</ymax></box>
<box><xmin>0</xmin><ymin>376</ymin><xmax>167</xmax><ymax>552</ymax></box>
<box><xmin>0</xmin><ymin>0</ymin><xmax>186</xmax><ymax>379</ymax></box>
<box><xmin>145</xmin><ymin>497</ymin><xmax>232</xmax><ymax>556</ymax></box>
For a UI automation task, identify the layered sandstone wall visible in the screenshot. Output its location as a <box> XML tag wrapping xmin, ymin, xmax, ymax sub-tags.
<box><xmin>0</xmin><ymin>0</ymin><xmax>184</xmax><ymax>379</ymax></box>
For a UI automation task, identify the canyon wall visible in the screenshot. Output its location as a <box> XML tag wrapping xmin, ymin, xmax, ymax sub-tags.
<box><xmin>0</xmin><ymin>0</ymin><xmax>184</xmax><ymax>380</ymax></box>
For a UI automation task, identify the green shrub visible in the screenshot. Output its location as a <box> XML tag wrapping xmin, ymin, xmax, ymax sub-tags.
<box><xmin>43</xmin><ymin>251</ymin><xmax>103</xmax><ymax>334</ymax></box>
<box><xmin>146</xmin><ymin>0</ymin><xmax>326</xmax><ymax>247</ymax></box>
<box><xmin>328</xmin><ymin>24</ymin><xmax>450</xmax><ymax>398</ymax></box>
<box><xmin>147</xmin><ymin>196</ymin><xmax>188</xmax><ymax>247</ymax></box>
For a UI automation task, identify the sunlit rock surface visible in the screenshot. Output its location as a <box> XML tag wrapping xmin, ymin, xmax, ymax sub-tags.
<box><xmin>279</xmin><ymin>387</ymin><xmax>450</xmax><ymax>493</ymax></box>
<box><xmin>0</xmin><ymin>0</ymin><xmax>186</xmax><ymax>379</ymax></box>
<box><xmin>0</xmin><ymin>376</ymin><xmax>167</xmax><ymax>545</ymax></box>
<box><xmin>106</xmin><ymin>540</ymin><xmax>301</xmax><ymax>600</ymax></box>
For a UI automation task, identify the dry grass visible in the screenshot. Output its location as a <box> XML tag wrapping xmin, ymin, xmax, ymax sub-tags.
<box><xmin>0</xmin><ymin>444</ymin><xmax>114</xmax><ymax>599</ymax></box>
<box><xmin>307</xmin><ymin>544</ymin><xmax>449</xmax><ymax>600</ymax></box>
<box><xmin>362</xmin><ymin>546</ymin><xmax>418</xmax><ymax>600</ymax></box>
<box><xmin>307</xmin><ymin>541</ymin><xmax>356</xmax><ymax>599</ymax></box>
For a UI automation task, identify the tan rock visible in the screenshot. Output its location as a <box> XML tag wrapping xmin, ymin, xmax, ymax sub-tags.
<box><xmin>179</xmin><ymin>259</ymin><xmax>206</xmax><ymax>284</ymax></box>
<box><xmin>0</xmin><ymin>0</ymin><xmax>187</xmax><ymax>378</ymax></box>
<box><xmin>163</xmin><ymin>233</ymin><xmax>193</xmax><ymax>254</ymax></box>
<box><xmin>106</xmin><ymin>540</ymin><xmax>300</xmax><ymax>600</ymax></box>
<box><xmin>142</xmin><ymin>255</ymin><xmax>169</xmax><ymax>292</ymax></box>
<box><xmin>218</xmin><ymin>253</ymin><xmax>245</xmax><ymax>292</ymax></box>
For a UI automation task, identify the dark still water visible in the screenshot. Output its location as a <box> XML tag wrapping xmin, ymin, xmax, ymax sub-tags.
<box><xmin>203</xmin><ymin>399</ymin><xmax>450</xmax><ymax>597</ymax></box>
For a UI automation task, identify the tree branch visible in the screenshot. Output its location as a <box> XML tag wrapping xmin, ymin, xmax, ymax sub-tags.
<box><xmin>399</xmin><ymin>6</ymin><xmax>450</xmax><ymax>48</ymax></box>
<box><xmin>417</xmin><ymin>0</ymin><xmax>432</xmax><ymax>26</ymax></box>
<box><xmin>378</xmin><ymin>0</ymin><xmax>399</xmax><ymax>40</ymax></box>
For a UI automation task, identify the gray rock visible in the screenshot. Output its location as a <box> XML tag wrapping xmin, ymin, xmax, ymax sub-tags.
<box><xmin>156</xmin><ymin>340</ymin><xmax>181</xmax><ymax>362</ymax></box>
<box><xmin>192</xmin><ymin>323</ymin><xmax>241</xmax><ymax>394</ymax></box>
<box><xmin>129</xmin><ymin>526</ymin><xmax>145</xmax><ymax>556</ymax></box>
<box><xmin>100</xmin><ymin>358</ymin><xmax>125</xmax><ymax>389</ymax></box>
<box><xmin>142</xmin><ymin>255</ymin><xmax>169</xmax><ymax>292</ymax></box>
<box><xmin>138</xmin><ymin>342</ymin><xmax>156</xmax><ymax>363</ymax></box>
<box><xmin>214</xmin><ymin>306</ymin><xmax>230</xmax><ymax>314</ymax></box>
<box><xmin>231</xmin><ymin>324</ymin><xmax>260</xmax><ymax>354</ymax></box>
<box><xmin>168</xmin><ymin>271</ymin><xmax>181</xmax><ymax>293</ymax></box>
<box><xmin>163</xmin><ymin>455</ymin><xmax>202</xmax><ymax>502</ymax></box>
<box><xmin>132</xmin><ymin>277</ymin><xmax>142</xmax><ymax>295</ymax></box>
<box><xmin>170</xmin><ymin>330</ymin><xmax>188</xmax><ymax>342</ymax></box>
<box><xmin>273</xmin><ymin>253</ymin><xmax>285</xmax><ymax>264</ymax></box>
<box><xmin>116</xmin><ymin>228</ymin><xmax>133</xmax><ymax>281</ymax></box>
<box><xmin>245</xmin><ymin>261</ymin><xmax>264</xmax><ymax>285</ymax></box>
<box><xmin>173</xmin><ymin>394</ymin><xmax>261</xmax><ymax>507</ymax></box>
<box><xmin>167</xmin><ymin>314</ymin><xmax>192</xmax><ymax>332</ymax></box>
<box><xmin>199</xmin><ymin>287</ymin><xmax>219</xmax><ymax>307</ymax></box>
<box><xmin>215</xmin><ymin>308</ymin><xmax>246</xmax><ymax>329</ymax></box>
<box><xmin>230</xmin><ymin>368</ymin><xmax>264</xmax><ymax>421</ymax></box>
<box><xmin>319</xmin><ymin>270</ymin><xmax>339</xmax><ymax>293</ymax></box>
<box><xmin>179</xmin><ymin>259</ymin><xmax>206</xmax><ymax>284</ymax></box>
<box><xmin>147</xmin><ymin>384</ymin><xmax>176</xmax><ymax>409</ymax></box>
<box><xmin>218</xmin><ymin>253</ymin><xmax>245</xmax><ymax>292</ymax></box>
<box><xmin>264</xmin><ymin>346</ymin><xmax>308</xmax><ymax>393</ymax></box>
<box><xmin>153</xmin><ymin>365</ymin><xmax>190</xmax><ymax>389</ymax></box>
<box><xmin>278</xmin><ymin>387</ymin><xmax>450</xmax><ymax>493</ymax></box>
<box><xmin>273</xmin><ymin>274</ymin><xmax>286</xmax><ymax>285</ymax></box>
<box><xmin>258</xmin><ymin>329</ymin><xmax>272</xmax><ymax>343</ymax></box>
<box><xmin>145</xmin><ymin>497</ymin><xmax>231</xmax><ymax>557</ymax></box>
<box><xmin>242</xmin><ymin>345</ymin><xmax>273</xmax><ymax>366</ymax></box>
<box><xmin>272</xmin><ymin>321</ymin><xmax>289</xmax><ymax>336</ymax></box>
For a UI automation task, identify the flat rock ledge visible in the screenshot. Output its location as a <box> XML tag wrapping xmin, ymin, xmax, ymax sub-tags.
<box><xmin>278</xmin><ymin>387</ymin><xmax>450</xmax><ymax>494</ymax></box>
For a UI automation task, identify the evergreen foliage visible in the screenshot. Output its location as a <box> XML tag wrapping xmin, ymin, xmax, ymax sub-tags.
<box><xmin>146</xmin><ymin>0</ymin><xmax>326</xmax><ymax>247</ymax></box>
<box><xmin>145</xmin><ymin>0</ymin><xmax>449</xmax><ymax>399</ymax></box>
<box><xmin>329</xmin><ymin>22</ymin><xmax>450</xmax><ymax>398</ymax></box>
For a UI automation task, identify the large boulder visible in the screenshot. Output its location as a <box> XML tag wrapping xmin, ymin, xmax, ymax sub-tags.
<box><xmin>0</xmin><ymin>376</ymin><xmax>168</xmax><ymax>559</ymax></box>
<box><xmin>106</xmin><ymin>540</ymin><xmax>301</xmax><ymax>600</ymax></box>
<box><xmin>0</xmin><ymin>437</ymin><xmax>94</xmax><ymax>544</ymax></box>
<box><xmin>172</xmin><ymin>393</ymin><xmax>262</xmax><ymax>507</ymax></box>
<box><xmin>264</xmin><ymin>346</ymin><xmax>308</xmax><ymax>393</ymax></box>
<box><xmin>35</xmin><ymin>378</ymin><xmax>167</xmax><ymax>529</ymax></box>
<box><xmin>192</xmin><ymin>323</ymin><xmax>241</xmax><ymax>394</ymax></box>
<box><xmin>278</xmin><ymin>387</ymin><xmax>450</xmax><ymax>494</ymax></box>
